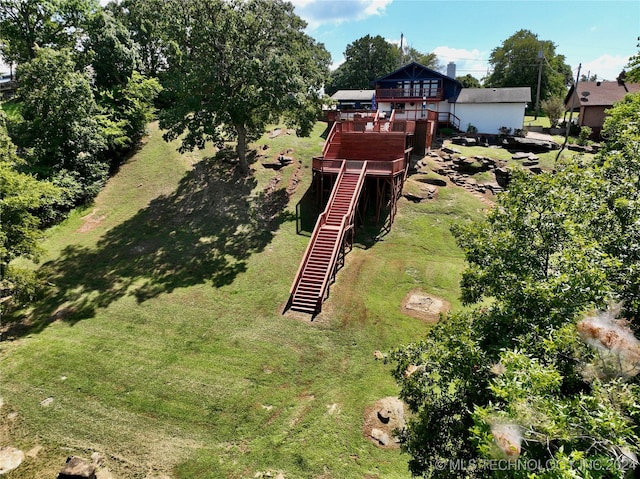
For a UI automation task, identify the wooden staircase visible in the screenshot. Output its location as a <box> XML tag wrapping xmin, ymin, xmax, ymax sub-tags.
<box><xmin>285</xmin><ymin>161</ymin><xmax>367</xmax><ymax>315</ymax></box>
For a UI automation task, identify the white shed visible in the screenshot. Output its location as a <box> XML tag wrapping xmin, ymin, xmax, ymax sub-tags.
<box><xmin>453</xmin><ymin>87</ymin><xmax>531</xmax><ymax>135</ymax></box>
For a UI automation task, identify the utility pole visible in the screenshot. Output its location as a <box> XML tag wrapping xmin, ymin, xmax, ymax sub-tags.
<box><xmin>556</xmin><ymin>63</ymin><xmax>581</xmax><ymax>162</ymax></box>
<box><xmin>534</xmin><ymin>48</ymin><xmax>543</xmax><ymax>120</ymax></box>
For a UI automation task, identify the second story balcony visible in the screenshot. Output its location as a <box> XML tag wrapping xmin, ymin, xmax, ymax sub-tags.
<box><xmin>375</xmin><ymin>87</ymin><xmax>443</xmax><ymax>101</ymax></box>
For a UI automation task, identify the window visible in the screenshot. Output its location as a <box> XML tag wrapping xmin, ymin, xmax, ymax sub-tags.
<box><xmin>423</xmin><ymin>80</ymin><xmax>440</xmax><ymax>98</ymax></box>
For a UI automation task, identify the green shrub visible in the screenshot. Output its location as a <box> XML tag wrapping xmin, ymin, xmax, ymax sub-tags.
<box><xmin>0</xmin><ymin>266</ymin><xmax>47</xmax><ymax>316</ymax></box>
<box><xmin>578</xmin><ymin>125</ymin><xmax>592</xmax><ymax>145</ymax></box>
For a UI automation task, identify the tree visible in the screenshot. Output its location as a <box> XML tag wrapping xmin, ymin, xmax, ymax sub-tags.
<box><xmin>98</xmin><ymin>71</ymin><xmax>162</xmax><ymax>162</ymax></box>
<box><xmin>389</xmin><ymin>94</ymin><xmax>640</xmax><ymax>478</ymax></box>
<box><xmin>484</xmin><ymin>30</ymin><xmax>572</xmax><ymax>104</ymax></box>
<box><xmin>624</xmin><ymin>42</ymin><xmax>640</xmax><ymax>83</ymax></box>
<box><xmin>0</xmin><ymin>0</ymin><xmax>98</xmax><ymax>65</ymax></box>
<box><xmin>15</xmin><ymin>48</ymin><xmax>107</xmax><ymax>205</ymax></box>
<box><xmin>456</xmin><ymin>74</ymin><xmax>482</xmax><ymax>88</ymax></box>
<box><xmin>82</xmin><ymin>9</ymin><xmax>140</xmax><ymax>90</ymax></box>
<box><xmin>325</xmin><ymin>34</ymin><xmax>399</xmax><ymax>95</ymax></box>
<box><xmin>114</xmin><ymin>0</ymin><xmax>172</xmax><ymax>77</ymax></box>
<box><xmin>580</xmin><ymin>73</ymin><xmax>598</xmax><ymax>82</ymax></box>
<box><xmin>402</xmin><ymin>46</ymin><xmax>440</xmax><ymax>71</ymax></box>
<box><xmin>0</xmin><ymin>110</ymin><xmax>58</xmax><ymax>293</ymax></box>
<box><xmin>159</xmin><ymin>0</ymin><xmax>330</xmax><ymax>176</ymax></box>
<box><xmin>541</xmin><ymin>96</ymin><xmax>565</xmax><ymax>127</ymax></box>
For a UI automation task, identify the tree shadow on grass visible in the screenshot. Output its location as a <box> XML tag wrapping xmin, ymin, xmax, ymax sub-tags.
<box><xmin>16</xmin><ymin>156</ymin><xmax>294</xmax><ymax>334</ymax></box>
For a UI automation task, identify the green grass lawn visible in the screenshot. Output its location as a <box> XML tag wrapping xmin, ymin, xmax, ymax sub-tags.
<box><xmin>524</xmin><ymin>114</ymin><xmax>551</xmax><ymax>128</ymax></box>
<box><xmin>0</xmin><ymin>122</ymin><xmax>485</xmax><ymax>478</ymax></box>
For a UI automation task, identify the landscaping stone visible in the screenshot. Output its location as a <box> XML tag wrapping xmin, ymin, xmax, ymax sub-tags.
<box><xmin>503</xmin><ymin>136</ymin><xmax>560</xmax><ymax>152</ymax></box>
<box><xmin>277</xmin><ymin>155</ymin><xmax>293</xmax><ymax>166</ymax></box>
<box><xmin>568</xmin><ymin>144</ymin><xmax>594</xmax><ymax>153</ymax></box>
<box><xmin>371</xmin><ymin>428</ymin><xmax>390</xmax><ymax>446</ymax></box>
<box><xmin>451</xmin><ymin>136</ymin><xmax>478</xmax><ymax>146</ymax></box>
<box><xmin>403</xmin><ymin>192</ymin><xmax>425</xmax><ymax>203</ymax></box>
<box><xmin>495</xmin><ymin>167</ymin><xmax>511</xmax><ymax>188</ymax></box>
<box><xmin>363</xmin><ymin>397</ymin><xmax>406</xmax><ymax>449</ymax></box>
<box><xmin>0</xmin><ymin>447</ymin><xmax>24</xmax><ymax>475</ymax></box>
<box><xmin>417</xmin><ymin>177</ymin><xmax>447</xmax><ymax>187</ymax></box>
<box><xmin>442</xmin><ymin>145</ymin><xmax>461</xmax><ymax>155</ymax></box>
<box><xmin>512</xmin><ymin>152</ymin><xmax>539</xmax><ymax>160</ymax></box>
<box><xmin>57</xmin><ymin>456</ymin><xmax>96</xmax><ymax>479</ymax></box>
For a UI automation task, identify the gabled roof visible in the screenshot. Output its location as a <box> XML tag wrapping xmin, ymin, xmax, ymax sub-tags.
<box><xmin>456</xmin><ymin>87</ymin><xmax>531</xmax><ymax>104</ymax></box>
<box><xmin>372</xmin><ymin>61</ymin><xmax>463</xmax><ymax>87</ymax></box>
<box><xmin>565</xmin><ymin>81</ymin><xmax>640</xmax><ymax>107</ymax></box>
<box><xmin>331</xmin><ymin>89</ymin><xmax>375</xmax><ymax>102</ymax></box>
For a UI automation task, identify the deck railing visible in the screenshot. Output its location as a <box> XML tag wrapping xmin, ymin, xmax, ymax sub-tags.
<box><xmin>313</xmin><ymin>156</ymin><xmax>405</xmax><ymax>176</ymax></box>
<box><xmin>376</xmin><ymin>87</ymin><xmax>443</xmax><ymax>100</ymax></box>
<box><xmin>339</xmin><ymin>119</ymin><xmax>415</xmax><ymax>134</ymax></box>
<box><xmin>288</xmin><ymin>161</ymin><xmax>347</xmax><ymax>300</ymax></box>
<box><xmin>319</xmin><ymin>162</ymin><xmax>367</xmax><ymax>302</ymax></box>
<box><xmin>322</xmin><ymin>121</ymin><xmax>340</xmax><ymax>158</ymax></box>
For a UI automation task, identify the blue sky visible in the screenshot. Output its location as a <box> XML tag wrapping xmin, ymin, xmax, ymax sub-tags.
<box><xmin>291</xmin><ymin>0</ymin><xmax>640</xmax><ymax>82</ymax></box>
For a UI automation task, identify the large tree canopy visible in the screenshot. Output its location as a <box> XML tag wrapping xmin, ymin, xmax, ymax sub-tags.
<box><xmin>326</xmin><ymin>35</ymin><xmax>440</xmax><ymax>95</ymax></box>
<box><xmin>113</xmin><ymin>0</ymin><xmax>172</xmax><ymax>77</ymax></box>
<box><xmin>484</xmin><ymin>29</ymin><xmax>572</xmax><ymax>104</ymax></box>
<box><xmin>158</xmin><ymin>0</ymin><xmax>330</xmax><ymax>176</ymax></box>
<box><xmin>389</xmin><ymin>92</ymin><xmax>640</xmax><ymax>478</ymax></box>
<box><xmin>326</xmin><ymin>34</ymin><xmax>402</xmax><ymax>95</ymax></box>
<box><xmin>15</xmin><ymin>48</ymin><xmax>107</xmax><ymax>203</ymax></box>
<box><xmin>0</xmin><ymin>0</ymin><xmax>98</xmax><ymax>65</ymax></box>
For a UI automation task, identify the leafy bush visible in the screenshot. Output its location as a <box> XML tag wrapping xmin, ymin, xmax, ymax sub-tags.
<box><xmin>578</xmin><ymin>125</ymin><xmax>592</xmax><ymax>145</ymax></box>
<box><xmin>0</xmin><ymin>266</ymin><xmax>47</xmax><ymax>317</ymax></box>
<box><xmin>541</xmin><ymin>97</ymin><xmax>565</xmax><ymax>127</ymax></box>
<box><xmin>466</xmin><ymin>123</ymin><xmax>478</xmax><ymax>134</ymax></box>
<box><xmin>498</xmin><ymin>126</ymin><xmax>512</xmax><ymax>137</ymax></box>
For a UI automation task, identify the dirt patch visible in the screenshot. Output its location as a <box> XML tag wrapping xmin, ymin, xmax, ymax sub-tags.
<box><xmin>362</xmin><ymin>397</ymin><xmax>406</xmax><ymax>449</ymax></box>
<box><xmin>401</xmin><ymin>290</ymin><xmax>450</xmax><ymax>323</ymax></box>
<box><xmin>78</xmin><ymin>208</ymin><xmax>106</xmax><ymax>233</ymax></box>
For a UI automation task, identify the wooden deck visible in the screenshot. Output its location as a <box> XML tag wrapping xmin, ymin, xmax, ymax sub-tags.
<box><xmin>285</xmin><ymin>113</ymin><xmax>415</xmax><ymax>316</ymax></box>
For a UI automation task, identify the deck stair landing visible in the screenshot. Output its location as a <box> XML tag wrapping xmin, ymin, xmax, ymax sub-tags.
<box><xmin>286</xmin><ymin>161</ymin><xmax>367</xmax><ymax>315</ymax></box>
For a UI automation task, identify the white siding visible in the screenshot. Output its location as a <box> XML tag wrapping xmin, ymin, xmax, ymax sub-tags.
<box><xmin>454</xmin><ymin>103</ymin><xmax>527</xmax><ymax>135</ymax></box>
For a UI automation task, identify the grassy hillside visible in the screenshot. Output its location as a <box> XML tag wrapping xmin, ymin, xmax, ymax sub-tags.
<box><xmin>0</xmin><ymin>122</ymin><xmax>485</xmax><ymax>478</ymax></box>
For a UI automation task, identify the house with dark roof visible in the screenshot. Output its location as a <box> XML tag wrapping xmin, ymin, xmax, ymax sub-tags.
<box><xmin>453</xmin><ymin>87</ymin><xmax>531</xmax><ymax>135</ymax></box>
<box><xmin>564</xmin><ymin>80</ymin><xmax>640</xmax><ymax>137</ymax></box>
<box><xmin>327</xmin><ymin>62</ymin><xmax>536</xmax><ymax>145</ymax></box>
<box><xmin>371</xmin><ymin>61</ymin><xmax>463</xmax><ymax>129</ymax></box>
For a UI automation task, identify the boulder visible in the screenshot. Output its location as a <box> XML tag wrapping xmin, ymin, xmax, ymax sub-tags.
<box><xmin>451</xmin><ymin>136</ymin><xmax>477</xmax><ymax>146</ymax></box>
<box><xmin>441</xmin><ymin>146</ymin><xmax>461</xmax><ymax>155</ymax></box>
<box><xmin>262</xmin><ymin>161</ymin><xmax>284</xmax><ymax>170</ymax></box>
<box><xmin>371</xmin><ymin>428</ymin><xmax>390</xmax><ymax>446</ymax></box>
<box><xmin>57</xmin><ymin>456</ymin><xmax>96</xmax><ymax>479</ymax></box>
<box><xmin>277</xmin><ymin>155</ymin><xmax>294</xmax><ymax>166</ymax></box>
<box><xmin>503</xmin><ymin>136</ymin><xmax>560</xmax><ymax>152</ymax></box>
<box><xmin>512</xmin><ymin>152</ymin><xmax>539</xmax><ymax>160</ymax></box>
<box><xmin>0</xmin><ymin>447</ymin><xmax>24</xmax><ymax>475</ymax></box>
<box><xmin>495</xmin><ymin>167</ymin><xmax>511</xmax><ymax>188</ymax></box>
<box><xmin>418</xmin><ymin>177</ymin><xmax>447</xmax><ymax>187</ymax></box>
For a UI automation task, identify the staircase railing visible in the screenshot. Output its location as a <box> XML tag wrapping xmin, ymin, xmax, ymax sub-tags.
<box><xmin>319</xmin><ymin>162</ymin><xmax>367</xmax><ymax>302</ymax></box>
<box><xmin>287</xmin><ymin>162</ymin><xmax>347</xmax><ymax>305</ymax></box>
<box><xmin>322</xmin><ymin>121</ymin><xmax>341</xmax><ymax>158</ymax></box>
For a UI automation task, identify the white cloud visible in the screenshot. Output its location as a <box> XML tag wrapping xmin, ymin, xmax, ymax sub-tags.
<box><xmin>581</xmin><ymin>53</ymin><xmax>632</xmax><ymax>82</ymax></box>
<box><xmin>291</xmin><ymin>0</ymin><xmax>392</xmax><ymax>29</ymax></box>
<box><xmin>433</xmin><ymin>46</ymin><xmax>489</xmax><ymax>80</ymax></box>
